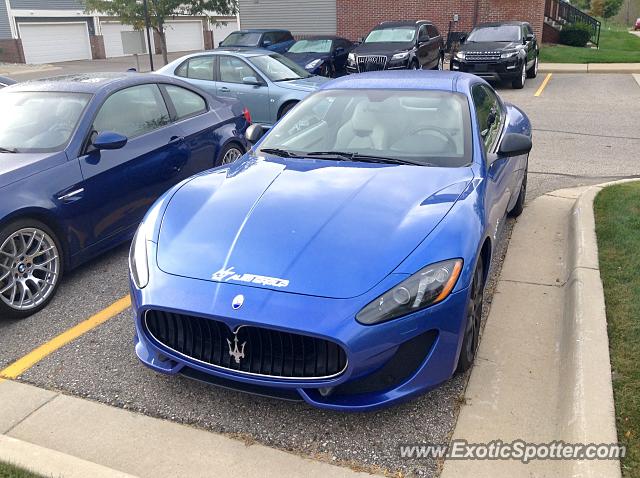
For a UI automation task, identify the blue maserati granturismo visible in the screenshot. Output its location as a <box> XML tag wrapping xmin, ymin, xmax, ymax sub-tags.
<box><xmin>0</xmin><ymin>73</ymin><xmax>249</xmax><ymax>319</ymax></box>
<box><xmin>130</xmin><ymin>71</ymin><xmax>532</xmax><ymax>411</ymax></box>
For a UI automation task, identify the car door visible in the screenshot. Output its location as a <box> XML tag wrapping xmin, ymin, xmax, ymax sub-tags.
<box><xmin>472</xmin><ymin>84</ymin><xmax>513</xmax><ymax>239</ymax></box>
<box><xmin>416</xmin><ymin>25</ymin><xmax>430</xmax><ymax>67</ymax></box>
<box><xmin>333</xmin><ymin>40</ymin><xmax>351</xmax><ymax>75</ymax></box>
<box><xmin>174</xmin><ymin>55</ymin><xmax>216</xmax><ymax>96</ymax></box>
<box><xmin>216</xmin><ymin>55</ymin><xmax>271</xmax><ymax>125</ymax></box>
<box><xmin>77</xmin><ymin>83</ymin><xmax>190</xmax><ymax>246</ymax></box>
<box><xmin>261</xmin><ymin>32</ymin><xmax>280</xmax><ymax>51</ymax></box>
<box><xmin>524</xmin><ymin>24</ymin><xmax>537</xmax><ymax>68</ymax></box>
<box><xmin>427</xmin><ymin>25</ymin><xmax>442</xmax><ymax>66</ymax></box>
<box><xmin>160</xmin><ymin>83</ymin><xmax>218</xmax><ymax>173</ymax></box>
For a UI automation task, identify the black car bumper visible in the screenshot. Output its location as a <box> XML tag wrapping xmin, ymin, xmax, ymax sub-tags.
<box><xmin>450</xmin><ymin>58</ymin><xmax>524</xmax><ymax>81</ymax></box>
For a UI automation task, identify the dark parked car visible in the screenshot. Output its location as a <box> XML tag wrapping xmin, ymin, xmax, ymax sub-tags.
<box><xmin>346</xmin><ymin>20</ymin><xmax>444</xmax><ymax>73</ymax></box>
<box><xmin>450</xmin><ymin>21</ymin><xmax>539</xmax><ymax>89</ymax></box>
<box><xmin>0</xmin><ymin>76</ymin><xmax>15</xmax><ymax>88</ymax></box>
<box><xmin>0</xmin><ymin>73</ymin><xmax>249</xmax><ymax>319</ymax></box>
<box><xmin>218</xmin><ymin>29</ymin><xmax>295</xmax><ymax>54</ymax></box>
<box><xmin>284</xmin><ymin>36</ymin><xmax>354</xmax><ymax>77</ymax></box>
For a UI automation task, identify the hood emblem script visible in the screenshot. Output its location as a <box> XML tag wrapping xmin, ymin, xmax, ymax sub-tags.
<box><xmin>227</xmin><ymin>333</ymin><xmax>247</xmax><ymax>364</ymax></box>
<box><xmin>232</xmin><ymin>294</ymin><xmax>244</xmax><ymax>310</ymax></box>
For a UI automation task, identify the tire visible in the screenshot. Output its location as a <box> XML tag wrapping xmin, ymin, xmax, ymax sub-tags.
<box><xmin>217</xmin><ymin>142</ymin><xmax>244</xmax><ymax>166</ymax></box>
<box><xmin>456</xmin><ymin>257</ymin><xmax>485</xmax><ymax>373</ymax></box>
<box><xmin>508</xmin><ymin>165</ymin><xmax>528</xmax><ymax>218</ymax></box>
<box><xmin>0</xmin><ymin>219</ymin><xmax>64</xmax><ymax>320</ymax></box>
<box><xmin>278</xmin><ymin>102</ymin><xmax>297</xmax><ymax>120</ymax></box>
<box><xmin>512</xmin><ymin>63</ymin><xmax>526</xmax><ymax>89</ymax></box>
<box><xmin>527</xmin><ymin>55</ymin><xmax>539</xmax><ymax>79</ymax></box>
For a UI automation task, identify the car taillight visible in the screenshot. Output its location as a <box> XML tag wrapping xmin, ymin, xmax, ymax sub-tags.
<box><xmin>243</xmin><ymin>107</ymin><xmax>251</xmax><ymax>124</ymax></box>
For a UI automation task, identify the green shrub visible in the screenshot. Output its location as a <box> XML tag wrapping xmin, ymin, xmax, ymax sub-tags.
<box><xmin>560</xmin><ymin>23</ymin><xmax>592</xmax><ymax>47</ymax></box>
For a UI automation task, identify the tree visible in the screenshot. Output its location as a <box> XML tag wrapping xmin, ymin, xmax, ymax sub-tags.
<box><xmin>602</xmin><ymin>0</ymin><xmax>624</xmax><ymax>18</ymax></box>
<box><xmin>590</xmin><ymin>0</ymin><xmax>605</xmax><ymax>16</ymax></box>
<box><xmin>83</xmin><ymin>0</ymin><xmax>237</xmax><ymax>65</ymax></box>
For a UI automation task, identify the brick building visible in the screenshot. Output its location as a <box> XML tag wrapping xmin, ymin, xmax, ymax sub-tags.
<box><xmin>239</xmin><ymin>0</ymin><xmax>546</xmax><ymax>42</ymax></box>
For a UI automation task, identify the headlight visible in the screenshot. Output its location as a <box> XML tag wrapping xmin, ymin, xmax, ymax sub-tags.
<box><xmin>305</xmin><ymin>59</ymin><xmax>323</xmax><ymax>70</ymax></box>
<box><xmin>455</xmin><ymin>51</ymin><xmax>466</xmax><ymax>60</ymax></box>
<box><xmin>391</xmin><ymin>51</ymin><xmax>409</xmax><ymax>60</ymax></box>
<box><xmin>129</xmin><ymin>225</ymin><xmax>149</xmax><ymax>289</ymax></box>
<box><xmin>356</xmin><ymin>259</ymin><xmax>463</xmax><ymax>325</ymax></box>
<box><xmin>501</xmin><ymin>50</ymin><xmax>519</xmax><ymax>59</ymax></box>
<box><xmin>347</xmin><ymin>52</ymin><xmax>356</xmax><ymax>64</ymax></box>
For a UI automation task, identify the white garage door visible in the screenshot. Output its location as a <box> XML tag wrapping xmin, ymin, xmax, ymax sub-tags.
<box><xmin>101</xmin><ymin>23</ymin><xmax>155</xmax><ymax>57</ymax></box>
<box><xmin>164</xmin><ymin>20</ymin><xmax>203</xmax><ymax>52</ymax></box>
<box><xmin>212</xmin><ymin>17</ymin><xmax>238</xmax><ymax>47</ymax></box>
<box><xmin>19</xmin><ymin>22</ymin><xmax>92</xmax><ymax>64</ymax></box>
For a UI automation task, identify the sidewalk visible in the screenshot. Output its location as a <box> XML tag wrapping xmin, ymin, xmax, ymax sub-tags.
<box><xmin>0</xmin><ymin>380</ymin><xmax>379</xmax><ymax>478</ymax></box>
<box><xmin>441</xmin><ymin>184</ymin><xmax>624</xmax><ymax>477</ymax></box>
<box><xmin>540</xmin><ymin>62</ymin><xmax>640</xmax><ymax>73</ymax></box>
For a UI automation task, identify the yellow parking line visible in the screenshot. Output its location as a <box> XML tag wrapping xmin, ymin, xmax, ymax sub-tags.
<box><xmin>534</xmin><ymin>73</ymin><xmax>553</xmax><ymax>97</ymax></box>
<box><xmin>0</xmin><ymin>295</ymin><xmax>131</xmax><ymax>380</ymax></box>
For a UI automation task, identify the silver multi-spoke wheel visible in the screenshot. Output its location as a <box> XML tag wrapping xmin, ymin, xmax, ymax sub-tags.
<box><xmin>222</xmin><ymin>147</ymin><xmax>242</xmax><ymax>165</ymax></box>
<box><xmin>0</xmin><ymin>227</ymin><xmax>60</xmax><ymax>311</ymax></box>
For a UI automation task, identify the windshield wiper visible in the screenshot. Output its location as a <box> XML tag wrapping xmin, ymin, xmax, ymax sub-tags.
<box><xmin>259</xmin><ymin>148</ymin><xmax>304</xmax><ymax>158</ymax></box>
<box><xmin>0</xmin><ymin>147</ymin><xmax>18</xmax><ymax>153</ymax></box>
<box><xmin>306</xmin><ymin>151</ymin><xmax>428</xmax><ymax>166</ymax></box>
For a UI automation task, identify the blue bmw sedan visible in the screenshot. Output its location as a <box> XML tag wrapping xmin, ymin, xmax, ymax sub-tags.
<box><xmin>129</xmin><ymin>71</ymin><xmax>532</xmax><ymax>411</ymax></box>
<box><xmin>0</xmin><ymin>73</ymin><xmax>249</xmax><ymax>319</ymax></box>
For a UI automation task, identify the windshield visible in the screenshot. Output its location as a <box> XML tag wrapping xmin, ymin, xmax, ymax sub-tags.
<box><xmin>467</xmin><ymin>25</ymin><xmax>521</xmax><ymax>42</ymax></box>
<box><xmin>221</xmin><ymin>32</ymin><xmax>262</xmax><ymax>47</ymax></box>
<box><xmin>0</xmin><ymin>91</ymin><xmax>90</xmax><ymax>153</ymax></box>
<box><xmin>364</xmin><ymin>27</ymin><xmax>416</xmax><ymax>43</ymax></box>
<box><xmin>258</xmin><ymin>89</ymin><xmax>471</xmax><ymax>167</ymax></box>
<box><xmin>249</xmin><ymin>53</ymin><xmax>312</xmax><ymax>81</ymax></box>
<box><xmin>288</xmin><ymin>39</ymin><xmax>333</xmax><ymax>53</ymax></box>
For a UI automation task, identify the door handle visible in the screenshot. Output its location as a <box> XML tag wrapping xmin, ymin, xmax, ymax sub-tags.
<box><xmin>219</xmin><ymin>87</ymin><xmax>230</xmax><ymax>93</ymax></box>
<box><xmin>168</xmin><ymin>135</ymin><xmax>184</xmax><ymax>145</ymax></box>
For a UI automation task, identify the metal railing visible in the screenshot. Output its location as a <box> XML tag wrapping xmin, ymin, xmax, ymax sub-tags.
<box><xmin>545</xmin><ymin>0</ymin><xmax>601</xmax><ymax>46</ymax></box>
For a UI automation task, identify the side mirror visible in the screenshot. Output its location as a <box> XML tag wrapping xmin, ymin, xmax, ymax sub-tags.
<box><xmin>262</xmin><ymin>40</ymin><xmax>273</xmax><ymax>47</ymax></box>
<box><xmin>93</xmin><ymin>131</ymin><xmax>127</xmax><ymax>150</ymax></box>
<box><xmin>245</xmin><ymin>124</ymin><xmax>265</xmax><ymax>143</ymax></box>
<box><xmin>526</xmin><ymin>33</ymin><xmax>535</xmax><ymax>42</ymax></box>
<box><xmin>242</xmin><ymin>76</ymin><xmax>261</xmax><ymax>86</ymax></box>
<box><xmin>498</xmin><ymin>133</ymin><xmax>532</xmax><ymax>157</ymax></box>
<box><xmin>459</xmin><ymin>34</ymin><xmax>467</xmax><ymax>43</ymax></box>
<box><xmin>335</xmin><ymin>46</ymin><xmax>345</xmax><ymax>55</ymax></box>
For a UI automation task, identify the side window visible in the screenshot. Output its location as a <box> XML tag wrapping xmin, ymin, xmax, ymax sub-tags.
<box><xmin>526</xmin><ymin>24</ymin><xmax>535</xmax><ymax>38</ymax></box>
<box><xmin>262</xmin><ymin>32</ymin><xmax>279</xmax><ymax>46</ymax></box>
<box><xmin>164</xmin><ymin>85</ymin><xmax>207</xmax><ymax>120</ymax></box>
<box><xmin>427</xmin><ymin>25</ymin><xmax>439</xmax><ymax>38</ymax></box>
<box><xmin>93</xmin><ymin>84</ymin><xmax>170</xmax><ymax>139</ymax></box>
<box><xmin>418</xmin><ymin>25</ymin><xmax>428</xmax><ymax>40</ymax></box>
<box><xmin>185</xmin><ymin>56</ymin><xmax>214</xmax><ymax>81</ymax></box>
<box><xmin>472</xmin><ymin>85</ymin><xmax>504</xmax><ymax>154</ymax></box>
<box><xmin>218</xmin><ymin>56</ymin><xmax>257</xmax><ymax>83</ymax></box>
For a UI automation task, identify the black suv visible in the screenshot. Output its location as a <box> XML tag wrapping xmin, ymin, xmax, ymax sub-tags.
<box><xmin>346</xmin><ymin>21</ymin><xmax>444</xmax><ymax>73</ymax></box>
<box><xmin>451</xmin><ymin>21</ymin><xmax>538</xmax><ymax>89</ymax></box>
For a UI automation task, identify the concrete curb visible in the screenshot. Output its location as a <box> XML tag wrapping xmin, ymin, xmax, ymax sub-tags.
<box><xmin>442</xmin><ymin>180</ymin><xmax>635</xmax><ymax>477</ymax></box>
<box><xmin>0</xmin><ymin>435</ymin><xmax>138</xmax><ymax>478</ymax></box>
<box><xmin>539</xmin><ymin>63</ymin><xmax>640</xmax><ymax>73</ymax></box>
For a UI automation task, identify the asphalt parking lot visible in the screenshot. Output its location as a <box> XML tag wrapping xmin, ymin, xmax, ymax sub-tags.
<box><xmin>1</xmin><ymin>69</ymin><xmax>639</xmax><ymax>477</ymax></box>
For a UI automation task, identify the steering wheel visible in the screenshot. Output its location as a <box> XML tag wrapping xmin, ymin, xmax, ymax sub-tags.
<box><xmin>408</xmin><ymin>126</ymin><xmax>457</xmax><ymax>153</ymax></box>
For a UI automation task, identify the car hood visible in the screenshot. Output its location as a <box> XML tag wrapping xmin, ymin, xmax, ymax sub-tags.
<box><xmin>460</xmin><ymin>41</ymin><xmax>521</xmax><ymax>52</ymax></box>
<box><xmin>156</xmin><ymin>156</ymin><xmax>473</xmax><ymax>299</ymax></box>
<box><xmin>352</xmin><ymin>42</ymin><xmax>414</xmax><ymax>56</ymax></box>
<box><xmin>0</xmin><ymin>151</ymin><xmax>66</xmax><ymax>189</ymax></box>
<box><xmin>274</xmin><ymin>75</ymin><xmax>330</xmax><ymax>92</ymax></box>
<box><xmin>284</xmin><ymin>52</ymin><xmax>331</xmax><ymax>67</ymax></box>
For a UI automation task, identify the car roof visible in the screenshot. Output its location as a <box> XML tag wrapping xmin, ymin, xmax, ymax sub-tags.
<box><xmin>5</xmin><ymin>72</ymin><xmax>183</xmax><ymax>94</ymax></box>
<box><xmin>320</xmin><ymin>70</ymin><xmax>481</xmax><ymax>93</ymax></box>
<box><xmin>210</xmin><ymin>47</ymin><xmax>273</xmax><ymax>57</ymax></box>
<box><xmin>293</xmin><ymin>35</ymin><xmax>347</xmax><ymax>41</ymax></box>
<box><xmin>475</xmin><ymin>21</ymin><xmax>529</xmax><ymax>28</ymax></box>
<box><xmin>229</xmin><ymin>29</ymin><xmax>290</xmax><ymax>34</ymax></box>
<box><xmin>376</xmin><ymin>20</ymin><xmax>431</xmax><ymax>28</ymax></box>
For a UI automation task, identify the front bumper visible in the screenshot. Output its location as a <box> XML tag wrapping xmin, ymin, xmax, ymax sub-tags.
<box><xmin>450</xmin><ymin>57</ymin><xmax>524</xmax><ymax>81</ymax></box>
<box><xmin>131</xmin><ymin>246</ymin><xmax>471</xmax><ymax>411</ymax></box>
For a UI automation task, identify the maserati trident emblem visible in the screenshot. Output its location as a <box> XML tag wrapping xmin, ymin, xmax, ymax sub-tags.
<box><xmin>227</xmin><ymin>333</ymin><xmax>246</xmax><ymax>364</ymax></box>
<box><xmin>231</xmin><ymin>294</ymin><xmax>244</xmax><ymax>310</ymax></box>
